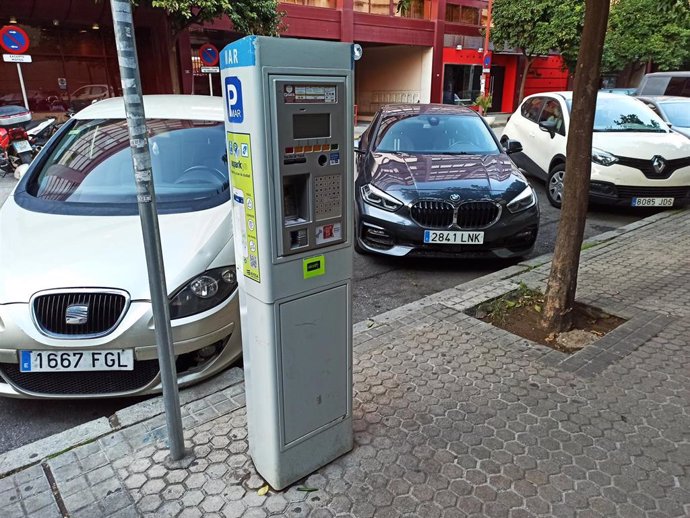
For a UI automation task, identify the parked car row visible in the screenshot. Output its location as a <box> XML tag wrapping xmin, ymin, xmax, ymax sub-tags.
<box><xmin>0</xmin><ymin>85</ymin><xmax>688</xmax><ymax>401</ymax></box>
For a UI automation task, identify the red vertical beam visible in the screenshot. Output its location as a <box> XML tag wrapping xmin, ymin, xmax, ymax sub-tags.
<box><xmin>338</xmin><ymin>0</ymin><xmax>354</xmax><ymax>42</ymax></box>
<box><xmin>430</xmin><ymin>0</ymin><xmax>447</xmax><ymax>103</ymax></box>
<box><xmin>177</xmin><ymin>30</ymin><xmax>193</xmax><ymax>94</ymax></box>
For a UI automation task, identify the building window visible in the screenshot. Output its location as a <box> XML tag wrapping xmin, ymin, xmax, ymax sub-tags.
<box><xmin>396</xmin><ymin>0</ymin><xmax>432</xmax><ymax>19</ymax></box>
<box><xmin>281</xmin><ymin>0</ymin><xmax>337</xmax><ymax>7</ymax></box>
<box><xmin>354</xmin><ymin>0</ymin><xmax>392</xmax><ymax>15</ymax></box>
<box><xmin>0</xmin><ymin>23</ymin><xmax>120</xmax><ymax>113</ymax></box>
<box><xmin>443</xmin><ymin>64</ymin><xmax>482</xmax><ymax>106</ymax></box>
<box><xmin>446</xmin><ymin>5</ymin><xmax>480</xmax><ymax>25</ymax></box>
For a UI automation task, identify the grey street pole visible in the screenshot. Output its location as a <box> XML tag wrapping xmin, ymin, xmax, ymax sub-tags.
<box><xmin>16</xmin><ymin>64</ymin><xmax>28</xmax><ymax>110</ymax></box>
<box><xmin>109</xmin><ymin>0</ymin><xmax>185</xmax><ymax>460</ymax></box>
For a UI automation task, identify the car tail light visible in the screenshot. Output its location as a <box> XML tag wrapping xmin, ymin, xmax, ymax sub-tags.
<box><xmin>8</xmin><ymin>127</ymin><xmax>28</xmax><ymax>141</ymax></box>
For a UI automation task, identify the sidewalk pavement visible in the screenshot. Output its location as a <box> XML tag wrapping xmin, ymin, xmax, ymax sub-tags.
<box><xmin>1</xmin><ymin>208</ymin><xmax>689</xmax><ymax>518</ymax></box>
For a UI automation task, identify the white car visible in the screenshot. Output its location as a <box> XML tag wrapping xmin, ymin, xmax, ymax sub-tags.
<box><xmin>0</xmin><ymin>95</ymin><xmax>241</xmax><ymax>398</ymax></box>
<box><xmin>502</xmin><ymin>91</ymin><xmax>690</xmax><ymax>208</ymax></box>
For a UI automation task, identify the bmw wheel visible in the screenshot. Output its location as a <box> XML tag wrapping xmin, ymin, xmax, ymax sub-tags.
<box><xmin>546</xmin><ymin>164</ymin><xmax>565</xmax><ymax>209</ymax></box>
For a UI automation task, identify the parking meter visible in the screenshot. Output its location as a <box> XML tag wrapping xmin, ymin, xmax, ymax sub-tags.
<box><xmin>221</xmin><ymin>36</ymin><xmax>354</xmax><ymax>490</ymax></box>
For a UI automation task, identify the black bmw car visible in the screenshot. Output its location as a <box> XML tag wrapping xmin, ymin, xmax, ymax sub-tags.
<box><xmin>355</xmin><ymin>104</ymin><xmax>539</xmax><ymax>258</ymax></box>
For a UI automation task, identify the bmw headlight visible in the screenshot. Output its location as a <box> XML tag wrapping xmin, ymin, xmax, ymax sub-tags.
<box><xmin>591</xmin><ymin>148</ymin><xmax>618</xmax><ymax>167</ymax></box>
<box><xmin>507</xmin><ymin>184</ymin><xmax>537</xmax><ymax>213</ymax></box>
<box><xmin>170</xmin><ymin>266</ymin><xmax>238</xmax><ymax>319</ymax></box>
<box><xmin>361</xmin><ymin>183</ymin><xmax>403</xmax><ymax>212</ymax></box>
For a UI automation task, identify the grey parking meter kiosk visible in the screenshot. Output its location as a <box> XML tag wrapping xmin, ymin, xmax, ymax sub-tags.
<box><xmin>221</xmin><ymin>36</ymin><xmax>354</xmax><ymax>490</ymax></box>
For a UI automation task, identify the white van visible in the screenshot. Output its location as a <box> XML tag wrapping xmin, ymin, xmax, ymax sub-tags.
<box><xmin>637</xmin><ymin>72</ymin><xmax>690</xmax><ymax>97</ymax></box>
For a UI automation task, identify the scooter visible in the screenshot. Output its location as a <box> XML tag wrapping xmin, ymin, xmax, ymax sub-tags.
<box><xmin>26</xmin><ymin>117</ymin><xmax>57</xmax><ymax>155</ymax></box>
<box><xmin>0</xmin><ymin>105</ymin><xmax>33</xmax><ymax>178</ymax></box>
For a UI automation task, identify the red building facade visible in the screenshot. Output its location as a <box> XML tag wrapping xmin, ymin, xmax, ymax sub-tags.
<box><xmin>0</xmin><ymin>0</ymin><xmax>569</xmax><ymax>116</ymax></box>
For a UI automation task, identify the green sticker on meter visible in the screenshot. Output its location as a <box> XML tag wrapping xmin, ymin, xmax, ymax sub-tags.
<box><xmin>303</xmin><ymin>255</ymin><xmax>325</xmax><ymax>279</ymax></box>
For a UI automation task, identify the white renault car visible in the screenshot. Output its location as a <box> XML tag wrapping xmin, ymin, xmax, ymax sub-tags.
<box><xmin>0</xmin><ymin>95</ymin><xmax>242</xmax><ymax>398</ymax></box>
<box><xmin>502</xmin><ymin>92</ymin><xmax>690</xmax><ymax>208</ymax></box>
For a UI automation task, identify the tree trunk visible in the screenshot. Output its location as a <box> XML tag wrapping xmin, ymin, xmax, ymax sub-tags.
<box><xmin>518</xmin><ymin>56</ymin><xmax>534</xmax><ymax>103</ymax></box>
<box><xmin>541</xmin><ymin>0</ymin><xmax>611</xmax><ymax>334</ymax></box>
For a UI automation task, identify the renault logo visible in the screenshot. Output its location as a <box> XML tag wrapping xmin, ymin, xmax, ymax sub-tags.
<box><xmin>652</xmin><ymin>155</ymin><xmax>667</xmax><ymax>175</ymax></box>
<box><xmin>450</xmin><ymin>193</ymin><xmax>461</xmax><ymax>202</ymax></box>
<box><xmin>65</xmin><ymin>304</ymin><xmax>89</xmax><ymax>325</ymax></box>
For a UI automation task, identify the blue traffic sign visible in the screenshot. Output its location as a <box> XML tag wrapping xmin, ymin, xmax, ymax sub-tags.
<box><xmin>0</xmin><ymin>25</ymin><xmax>30</xmax><ymax>54</ymax></box>
<box><xmin>200</xmin><ymin>43</ymin><xmax>219</xmax><ymax>67</ymax></box>
<box><xmin>483</xmin><ymin>53</ymin><xmax>491</xmax><ymax>68</ymax></box>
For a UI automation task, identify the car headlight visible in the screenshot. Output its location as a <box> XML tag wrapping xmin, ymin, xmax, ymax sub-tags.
<box><xmin>507</xmin><ymin>185</ymin><xmax>536</xmax><ymax>213</ymax></box>
<box><xmin>169</xmin><ymin>266</ymin><xmax>237</xmax><ymax>319</ymax></box>
<box><xmin>360</xmin><ymin>183</ymin><xmax>403</xmax><ymax>212</ymax></box>
<box><xmin>591</xmin><ymin>148</ymin><xmax>618</xmax><ymax>167</ymax></box>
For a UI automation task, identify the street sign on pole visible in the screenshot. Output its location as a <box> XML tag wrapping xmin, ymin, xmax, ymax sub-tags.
<box><xmin>0</xmin><ymin>25</ymin><xmax>30</xmax><ymax>54</ymax></box>
<box><xmin>199</xmin><ymin>44</ymin><xmax>219</xmax><ymax>97</ymax></box>
<box><xmin>1</xmin><ymin>26</ymin><xmax>32</xmax><ymax>110</ymax></box>
<box><xmin>109</xmin><ymin>0</ymin><xmax>186</xmax><ymax>461</ymax></box>
<box><xmin>199</xmin><ymin>43</ymin><xmax>219</xmax><ymax>66</ymax></box>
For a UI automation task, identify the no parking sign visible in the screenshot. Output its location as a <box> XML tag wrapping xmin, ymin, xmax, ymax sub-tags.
<box><xmin>0</xmin><ymin>25</ymin><xmax>30</xmax><ymax>54</ymax></box>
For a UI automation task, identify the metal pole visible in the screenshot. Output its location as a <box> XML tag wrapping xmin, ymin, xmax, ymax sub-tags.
<box><xmin>16</xmin><ymin>63</ymin><xmax>29</xmax><ymax>110</ymax></box>
<box><xmin>208</xmin><ymin>73</ymin><xmax>213</xmax><ymax>96</ymax></box>
<box><xmin>109</xmin><ymin>0</ymin><xmax>185</xmax><ymax>460</ymax></box>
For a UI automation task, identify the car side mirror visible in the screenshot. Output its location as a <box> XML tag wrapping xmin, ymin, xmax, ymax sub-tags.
<box><xmin>503</xmin><ymin>139</ymin><xmax>523</xmax><ymax>155</ymax></box>
<box><xmin>354</xmin><ymin>138</ymin><xmax>366</xmax><ymax>154</ymax></box>
<box><xmin>538</xmin><ymin>120</ymin><xmax>557</xmax><ymax>138</ymax></box>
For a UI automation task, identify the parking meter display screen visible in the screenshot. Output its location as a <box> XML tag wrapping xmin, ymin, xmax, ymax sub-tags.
<box><xmin>293</xmin><ymin>113</ymin><xmax>330</xmax><ymax>139</ymax></box>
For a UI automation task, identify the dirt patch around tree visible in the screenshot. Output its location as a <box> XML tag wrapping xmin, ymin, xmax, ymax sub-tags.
<box><xmin>469</xmin><ymin>283</ymin><xmax>626</xmax><ymax>353</ymax></box>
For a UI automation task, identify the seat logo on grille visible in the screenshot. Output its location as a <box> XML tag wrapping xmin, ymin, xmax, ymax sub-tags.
<box><xmin>652</xmin><ymin>155</ymin><xmax>667</xmax><ymax>175</ymax></box>
<box><xmin>450</xmin><ymin>194</ymin><xmax>461</xmax><ymax>201</ymax></box>
<box><xmin>65</xmin><ymin>304</ymin><xmax>89</xmax><ymax>325</ymax></box>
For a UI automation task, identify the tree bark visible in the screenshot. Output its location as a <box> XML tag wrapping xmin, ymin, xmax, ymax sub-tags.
<box><xmin>541</xmin><ymin>0</ymin><xmax>610</xmax><ymax>334</ymax></box>
<box><xmin>518</xmin><ymin>56</ymin><xmax>534</xmax><ymax>103</ymax></box>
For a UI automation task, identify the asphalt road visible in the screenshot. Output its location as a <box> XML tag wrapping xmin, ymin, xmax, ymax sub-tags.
<box><xmin>0</xmin><ymin>174</ymin><xmax>652</xmax><ymax>453</ymax></box>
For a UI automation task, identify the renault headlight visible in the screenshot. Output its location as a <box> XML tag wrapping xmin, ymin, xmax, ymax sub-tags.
<box><xmin>591</xmin><ymin>148</ymin><xmax>618</xmax><ymax>167</ymax></box>
<box><xmin>507</xmin><ymin>185</ymin><xmax>537</xmax><ymax>213</ymax></box>
<box><xmin>170</xmin><ymin>266</ymin><xmax>238</xmax><ymax>319</ymax></box>
<box><xmin>361</xmin><ymin>183</ymin><xmax>403</xmax><ymax>212</ymax></box>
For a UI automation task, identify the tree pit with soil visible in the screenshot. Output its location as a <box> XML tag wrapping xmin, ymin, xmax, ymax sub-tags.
<box><xmin>469</xmin><ymin>283</ymin><xmax>626</xmax><ymax>353</ymax></box>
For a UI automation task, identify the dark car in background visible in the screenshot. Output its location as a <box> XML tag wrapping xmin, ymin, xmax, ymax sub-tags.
<box><xmin>354</xmin><ymin>104</ymin><xmax>539</xmax><ymax>258</ymax></box>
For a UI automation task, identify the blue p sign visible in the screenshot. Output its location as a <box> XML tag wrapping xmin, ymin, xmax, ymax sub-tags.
<box><xmin>225</xmin><ymin>76</ymin><xmax>244</xmax><ymax>123</ymax></box>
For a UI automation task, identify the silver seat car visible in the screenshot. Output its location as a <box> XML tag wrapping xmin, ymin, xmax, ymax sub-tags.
<box><xmin>0</xmin><ymin>95</ymin><xmax>241</xmax><ymax>398</ymax></box>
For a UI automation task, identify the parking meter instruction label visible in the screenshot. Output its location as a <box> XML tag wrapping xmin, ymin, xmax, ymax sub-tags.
<box><xmin>228</xmin><ymin>132</ymin><xmax>260</xmax><ymax>283</ymax></box>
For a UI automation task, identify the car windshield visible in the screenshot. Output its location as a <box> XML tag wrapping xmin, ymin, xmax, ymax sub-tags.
<box><xmin>660</xmin><ymin>101</ymin><xmax>690</xmax><ymax>127</ymax></box>
<box><xmin>28</xmin><ymin>118</ymin><xmax>229</xmax><ymax>208</ymax></box>
<box><xmin>567</xmin><ymin>96</ymin><xmax>668</xmax><ymax>132</ymax></box>
<box><xmin>374</xmin><ymin>114</ymin><xmax>500</xmax><ymax>155</ymax></box>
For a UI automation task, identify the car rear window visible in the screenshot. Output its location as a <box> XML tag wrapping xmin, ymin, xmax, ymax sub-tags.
<box><xmin>374</xmin><ymin>114</ymin><xmax>500</xmax><ymax>155</ymax></box>
<box><xmin>661</xmin><ymin>101</ymin><xmax>690</xmax><ymax>127</ymax></box>
<box><xmin>25</xmin><ymin>118</ymin><xmax>229</xmax><ymax>213</ymax></box>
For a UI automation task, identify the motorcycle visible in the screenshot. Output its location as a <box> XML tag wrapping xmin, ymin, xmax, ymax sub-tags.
<box><xmin>26</xmin><ymin>117</ymin><xmax>57</xmax><ymax>155</ymax></box>
<box><xmin>0</xmin><ymin>105</ymin><xmax>33</xmax><ymax>178</ymax></box>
